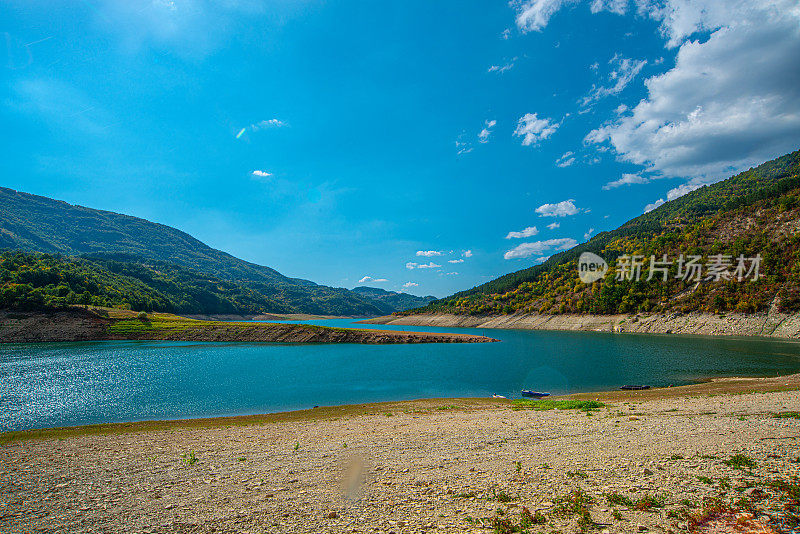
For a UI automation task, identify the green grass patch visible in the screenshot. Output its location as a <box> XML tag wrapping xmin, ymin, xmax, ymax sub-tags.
<box><xmin>773</xmin><ymin>411</ymin><xmax>800</xmax><ymax>419</ymax></box>
<box><xmin>605</xmin><ymin>492</ymin><xmax>633</xmax><ymax>506</ymax></box>
<box><xmin>724</xmin><ymin>454</ymin><xmax>757</xmax><ymax>470</ymax></box>
<box><xmin>512</xmin><ymin>400</ymin><xmax>605</xmax><ymax>412</ymax></box>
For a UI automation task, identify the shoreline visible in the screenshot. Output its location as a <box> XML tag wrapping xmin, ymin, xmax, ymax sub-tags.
<box><xmin>4</xmin><ymin>383</ymin><xmax>799</xmax><ymax>534</ymax></box>
<box><xmin>4</xmin><ymin>371</ymin><xmax>798</xmax><ymax>443</ymax></box>
<box><xmin>361</xmin><ymin>308</ymin><xmax>800</xmax><ymax>339</ymax></box>
<box><xmin>0</xmin><ymin>308</ymin><xmax>496</xmax><ymax>345</ymax></box>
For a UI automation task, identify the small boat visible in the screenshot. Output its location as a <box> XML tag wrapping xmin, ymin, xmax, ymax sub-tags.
<box><xmin>492</xmin><ymin>394</ymin><xmax>507</xmax><ymax>399</ymax></box>
<box><xmin>620</xmin><ymin>385</ymin><xmax>651</xmax><ymax>390</ymax></box>
<box><xmin>521</xmin><ymin>390</ymin><xmax>550</xmax><ymax>398</ymax></box>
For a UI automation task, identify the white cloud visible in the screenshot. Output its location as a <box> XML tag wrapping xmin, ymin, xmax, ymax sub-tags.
<box><xmin>505</xmin><ymin>226</ymin><xmax>539</xmax><ymax>239</ymax></box>
<box><xmin>581</xmin><ymin>54</ymin><xmax>647</xmax><ymax>106</ymax></box>
<box><xmin>252</xmin><ymin>118</ymin><xmax>286</xmax><ymax>129</ymax></box>
<box><xmin>402</xmin><ymin>282</ymin><xmax>419</xmax><ymax>289</ymax></box>
<box><xmin>535</xmin><ymin>256</ymin><xmax>550</xmax><ymax>263</ymax></box>
<box><xmin>535</xmin><ymin>199</ymin><xmax>579</xmax><ymax>217</ymax></box>
<box><xmin>446</xmin><ymin>271</ymin><xmax>459</xmax><ymax>275</ymax></box>
<box><xmin>250</xmin><ymin>170</ymin><xmax>272</xmax><ymax>178</ymax></box>
<box><xmin>643</xmin><ymin>198</ymin><xmax>665</xmax><ymax>213</ymax></box>
<box><xmin>504</xmin><ymin>238</ymin><xmax>578</xmax><ymax>259</ymax></box>
<box><xmin>642</xmin><ymin>182</ymin><xmax>703</xmax><ymax>214</ymax></box>
<box><xmin>478</xmin><ymin>119</ymin><xmax>497</xmax><ymax>143</ymax></box>
<box><xmin>448</xmin><ymin>259</ymin><xmax>464</xmax><ymax>264</ymax></box>
<box><xmin>547</xmin><ymin>221</ymin><xmax>560</xmax><ymax>230</ymax></box>
<box><xmin>463</xmin><ymin>250</ymin><xmax>473</xmax><ymax>257</ymax></box>
<box><xmin>583</xmin><ymin>0</ymin><xmax>800</xmax><ymax>184</ymax></box>
<box><xmin>488</xmin><ymin>62</ymin><xmax>515</xmax><ymax>74</ymax></box>
<box><xmin>584</xmin><ymin>228</ymin><xmax>595</xmax><ymax>240</ymax></box>
<box><xmin>455</xmin><ymin>137</ymin><xmax>473</xmax><ymax>155</ymax></box>
<box><xmin>358</xmin><ymin>276</ymin><xmax>387</xmax><ymax>283</ymax></box>
<box><xmin>501</xmin><ymin>28</ymin><xmax>512</xmax><ymax>39</ymax></box>
<box><xmin>514</xmin><ymin>113</ymin><xmax>560</xmax><ymax>146</ymax></box>
<box><xmin>416</xmin><ymin>250</ymin><xmax>443</xmax><ymax>257</ymax></box>
<box><xmin>667</xmin><ymin>183</ymin><xmax>702</xmax><ymax>200</ymax></box>
<box><xmin>590</xmin><ymin>0</ymin><xmax>628</xmax><ymax>16</ymax></box>
<box><xmin>406</xmin><ymin>262</ymin><xmax>441</xmax><ymax>269</ymax></box>
<box><xmin>602</xmin><ymin>172</ymin><xmax>648</xmax><ymax>189</ymax></box>
<box><xmin>513</xmin><ymin>0</ymin><xmax>579</xmax><ymax>32</ymax></box>
<box><xmin>556</xmin><ymin>151</ymin><xmax>575</xmax><ymax>167</ymax></box>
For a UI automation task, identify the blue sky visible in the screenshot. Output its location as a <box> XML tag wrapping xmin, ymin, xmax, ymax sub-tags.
<box><xmin>2</xmin><ymin>0</ymin><xmax>799</xmax><ymax>297</ymax></box>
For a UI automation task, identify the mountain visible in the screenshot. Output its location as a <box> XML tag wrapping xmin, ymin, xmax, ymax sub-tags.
<box><xmin>409</xmin><ymin>148</ymin><xmax>800</xmax><ymax>317</ymax></box>
<box><xmin>351</xmin><ymin>286</ymin><xmax>436</xmax><ymax>312</ymax></box>
<box><xmin>0</xmin><ymin>188</ymin><xmax>389</xmax><ymax>315</ymax></box>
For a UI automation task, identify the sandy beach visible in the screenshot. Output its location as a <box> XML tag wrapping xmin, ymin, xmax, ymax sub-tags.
<box><xmin>2</xmin><ymin>376</ymin><xmax>799</xmax><ymax>534</ymax></box>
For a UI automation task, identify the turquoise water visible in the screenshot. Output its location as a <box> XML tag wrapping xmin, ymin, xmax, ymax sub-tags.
<box><xmin>2</xmin><ymin>318</ymin><xmax>800</xmax><ymax>431</ymax></box>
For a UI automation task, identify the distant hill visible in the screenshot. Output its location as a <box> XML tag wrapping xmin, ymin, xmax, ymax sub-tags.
<box><xmin>0</xmin><ymin>188</ymin><xmax>392</xmax><ymax>315</ymax></box>
<box><xmin>351</xmin><ymin>286</ymin><xmax>436</xmax><ymax>312</ymax></box>
<box><xmin>408</xmin><ymin>148</ymin><xmax>800</xmax><ymax>317</ymax></box>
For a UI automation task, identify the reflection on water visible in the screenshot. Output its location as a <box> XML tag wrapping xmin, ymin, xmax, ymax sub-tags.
<box><xmin>1</xmin><ymin>318</ymin><xmax>799</xmax><ymax>431</ymax></box>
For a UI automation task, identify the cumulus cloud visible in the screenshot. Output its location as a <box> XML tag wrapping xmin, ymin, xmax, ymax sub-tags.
<box><xmin>416</xmin><ymin>250</ymin><xmax>442</xmax><ymax>257</ymax></box>
<box><xmin>250</xmin><ymin>170</ymin><xmax>272</xmax><ymax>178</ymax></box>
<box><xmin>581</xmin><ymin>54</ymin><xmax>647</xmax><ymax>106</ymax></box>
<box><xmin>667</xmin><ymin>183</ymin><xmax>702</xmax><ymax>200</ymax></box>
<box><xmin>402</xmin><ymin>282</ymin><xmax>419</xmax><ymax>289</ymax></box>
<box><xmin>446</xmin><ymin>271</ymin><xmax>459</xmax><ymax>275</ymax></box>
<box><xmin>514</xmin><ymin>113</ymin><xmax>560</xmax><ymax>146</ymax></box>
<box><xmin>406</xmin><ymin>262</ymin><xmax>441</xmax><ymax>269</ymax></box>
<box><xmin>547</xmin><ymin>221</ymin><xmax>560</xmax><ymax>230</ymax></box>
<box><xmin>448</xmin><ymin>259</ymin><xmax>464</xmax><ymax>264</ymax></box>
<box><xmin>602</xmin><ymin>172</ymin><xmax>649</xmax><ymax>189</ymax></box>
<box><xmin>505</xmin><ymin>226</ymin><xmax>539</xmax><ymax>239</ymax></box>
<box><xmin>556</xmin><ymin>151</ymin><xmax>576</xmax><ymax>167</ymax></box>
<box><xmin>504</xmin><ymin>238</ymin><xmax>578</xmax><ymax>259</ymax></box>
<box><xmin>584</xmin><ymin>228</ymin><xmax>595</xmax><ymax>240</ymax></box>
<box><xmin>463</xmin><ymin>250</ymin><xmax>473</xmax><ymax>257</ymax></box>
<box><xmin>358</xmin><ymin>276</ymin><xmax>388</xmax><ymax>283</ymax></box>
<box><xmin>643</xmin><ymin>198</ymin><xmax>665</xmax><ymax>213</ymax></box>
<box><xmin>643</xmin><ymin>181</ymin><xmax>704</xmax><ymax>214</ymax></box>
<box><xmin>535</xmin><ymin>199</ymin><xmax>579</xmax><ymax>217</ymax></box>
<box><xmin>478</xmin><ymin>119</ymin><xmax>497</xmax><ymax>143</ymax></box>
<box><xmin>582</xmin><ymin>0</ymin><xmax>800</xmax><ymax>183</ymax></box>
<box><xmin>513</xmin><ymin>0</ymin><xmax>579</xmax><ymax>33</ymax></box>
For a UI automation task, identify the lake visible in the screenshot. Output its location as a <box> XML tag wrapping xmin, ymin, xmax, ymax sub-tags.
<box><xmin>2</xmin><ymin>318</ymin><xmax>800</xmax><ymax>431</ymax></box>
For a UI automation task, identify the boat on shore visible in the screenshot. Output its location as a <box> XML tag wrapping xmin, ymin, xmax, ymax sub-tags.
<box><xmin>521</xmin><ymin>390</ymin><xmax>550</xmax><ymax>398</ymax></box>
<box><xmin>620</xmin><ymin>385</ymin><xmax>651</xmax><ymax>390</ymax></box>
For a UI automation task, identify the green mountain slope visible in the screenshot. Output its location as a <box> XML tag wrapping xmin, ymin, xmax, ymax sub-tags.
<box><xmin>411</xmin><ymin>148</ymin><xmax>800</xmax><ymax>317</ymax></box>
<box><xmin>0</xmin><ymin>188</ymin><xmax>387</xmax><ymax>315</ymax></box>
<box><xmin>351</xmin><ymin>286</ymin><xmax>436</xmax><ymax>312</ymax></box>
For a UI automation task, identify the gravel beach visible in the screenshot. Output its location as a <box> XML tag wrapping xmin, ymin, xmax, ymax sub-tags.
<box><xmin>2</xmin><ymin>380</ymin><xmax>799</xmax><ymax>534</ymax></box>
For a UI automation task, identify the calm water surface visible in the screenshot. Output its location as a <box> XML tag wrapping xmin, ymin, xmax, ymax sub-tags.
<box><xmin>2</xmin><ymin>318</ymin><xmax>799</xmax><ymax>431</ymax></box>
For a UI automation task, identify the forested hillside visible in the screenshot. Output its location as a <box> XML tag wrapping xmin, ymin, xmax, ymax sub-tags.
<box><xmin>0</xmin><ymin>251</ymin><xmax>392</xmax><ymax>315</ymax></box>
<box><xmin>351</xmin><ymin>286</ymin><xmax>436</xmax><ymax>311</ymax></box>
<box><xmin>0</xmin><ymin>188</ymin><xmax>398</xmax><ymax>315</ymax></box>
<box><xmin>410</xmin><ymin>149</ymin><xmax>800</xmax><ymax>317</ymax></box>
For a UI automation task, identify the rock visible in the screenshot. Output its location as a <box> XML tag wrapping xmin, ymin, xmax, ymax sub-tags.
<box><xmin>325</xmin><ymin>511</ymin><xmax>339</xmax><ymax>519</ymax></box>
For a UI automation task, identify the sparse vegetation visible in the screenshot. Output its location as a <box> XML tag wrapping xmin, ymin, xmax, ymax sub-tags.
<box><xmin>512</xmin><ymin>400</ymin><xmax>605</xmax><ymax>412</ymax></box>
<box><xmin>724</xmin><ymin>454</ymin><xmax>757</xmax><ymax>469</ymax></box>
<box><xmin>181</xmin><ymin>450</ymin><xmax>197</xmax><ymax>465</ymax></box>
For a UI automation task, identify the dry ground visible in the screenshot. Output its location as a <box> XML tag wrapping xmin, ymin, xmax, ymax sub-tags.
<box><xmin>2</xmin><ymin>380</ymin><xmax>799</xmax><ymax>534</ymax></box>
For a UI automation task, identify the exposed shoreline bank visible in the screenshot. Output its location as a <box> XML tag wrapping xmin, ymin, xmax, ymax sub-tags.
<box><xmin>3</xmin><ymin>381</ymin><xmax>799</xmax><ymax>534</ymax></box>
<box><xmin>4</xmin><ymin>371</ymin><xmax>798</xmax><ymax>443</ymax></box>
<box><xmin>0</xmin><ymin>308</ymin><xmax>496</xmax><ymax>345</ymax></box>
<box><xmin>361</xmin><ymin>308</ymin><xmax>800</xmax><ymax>339</ymax></box>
